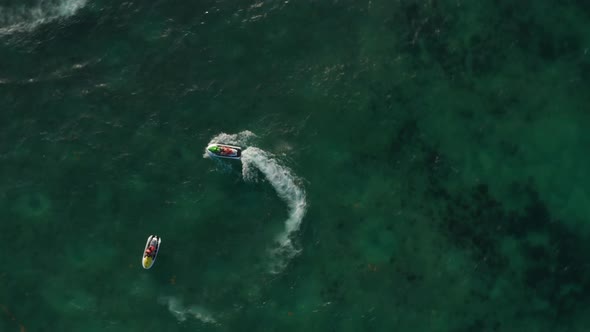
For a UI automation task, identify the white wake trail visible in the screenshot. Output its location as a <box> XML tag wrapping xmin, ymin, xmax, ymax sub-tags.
<box><xmin>159</xmin><ymin>296</ymin><xmax>217</xmax><ymax>325</ymax></box>
<box><xmin>241</xmin><ymin>147</ymin><xmax>307</xmax><ymax>273</ymax></box>
<box><xmin>204</xmin><ymin>131</ymin><xmax>307</xmax><ymax>273</ymax></box>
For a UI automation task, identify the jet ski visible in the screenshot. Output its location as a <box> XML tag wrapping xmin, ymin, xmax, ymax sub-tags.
<box><xmin>206</xmin><ymin>143</ymin><xmax>242</xmax><ymax>160</ymax></box>
<box><xmin>142</xmin><ymin>235</ymin><xmax>161</xmax><ymax>269</ymax></box>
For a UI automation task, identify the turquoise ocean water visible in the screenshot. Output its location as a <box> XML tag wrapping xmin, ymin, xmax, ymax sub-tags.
<box><xmin>1</xmin><ymin>0</ymin><xmax>590</xmax><ymax>331</ymax></box>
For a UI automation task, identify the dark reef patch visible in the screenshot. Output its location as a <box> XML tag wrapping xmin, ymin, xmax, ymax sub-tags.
<box><xmin>437</xmin><ymin>180</ymin><xmax>590</xmax><ymax>319</ymax></box>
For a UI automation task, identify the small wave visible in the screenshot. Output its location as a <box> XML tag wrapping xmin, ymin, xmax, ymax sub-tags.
<box><xmin>0</xmin><ymin>0</ymin><xmax>87</xmax><ymax>35</ymax></box>
<box><xmin>159</xmin><ymin>296</ymin><xmax>217</xmax><ymax>324</ymax></box>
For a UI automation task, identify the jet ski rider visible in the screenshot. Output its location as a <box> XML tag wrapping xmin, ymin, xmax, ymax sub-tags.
<box><xmin>145</xmin><ymin>244</ymin><xmax>157</xmax><ymax>257</ymax></box>
<box><xmin>220</xmin><ymin>146</ymin><xmax>233</xmax><ymax>155</ymax></box>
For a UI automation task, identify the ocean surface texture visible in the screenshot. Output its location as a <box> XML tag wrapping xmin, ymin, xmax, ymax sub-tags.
<box><xmin>1</xmin><ymin>0</ymin><xmax>590</xmax><ymax>331</ymax></box>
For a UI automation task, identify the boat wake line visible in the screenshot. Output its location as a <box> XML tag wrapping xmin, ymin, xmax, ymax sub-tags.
<box><xmin>159</xmin><ymin>296</ymin><xmax>217</xmax><ymax>325</ymax></box>
<box><xmin>205</xmin><ymin>131</ymin><xmax>307</xmax><ymax>274</ymax></box>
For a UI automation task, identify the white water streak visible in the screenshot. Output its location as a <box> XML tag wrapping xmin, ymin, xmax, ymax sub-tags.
<box><xmin>241</xmin><ymin>147</ymin><xmax>307</xmax><ymax>273</ymax></box>
<box><xmin>204</xmin><ymin>131</ymin><xmax>307</xmax><ymax>273</ymax></box>
<box><xmin>0</xmin><ymin>0</ymin><xmax>87</xmax><ymax>35</ymax></box>
<box><xmin>159</xmin><ymin>296</ymin><xmax>217</xmax><ymax>324</ymax></box>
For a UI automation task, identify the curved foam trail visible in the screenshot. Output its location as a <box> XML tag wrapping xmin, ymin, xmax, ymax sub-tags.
<box><xmin>0</xmin><ymin>0</ymin><xmax>87</xmax><ymax>35</ymax></box>
<box><xmin>241</xmin><ymin>147</ymin><xmax>307</xmax><ymax>273</ymax></box>
<box><xmin>159</xmin><ymin>296</ymin><xmax>217</xmax><ymax>324</ymax></box>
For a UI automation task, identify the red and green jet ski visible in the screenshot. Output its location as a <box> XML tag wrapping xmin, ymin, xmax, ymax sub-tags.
<box><xmin>206</xmin><ymin>143</ymin><xmax>242</xmax><ymax>160</ymax></box>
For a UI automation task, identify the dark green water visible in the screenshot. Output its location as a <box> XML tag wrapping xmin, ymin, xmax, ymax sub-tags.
<box><xmin>1</xmin><ymin>0</ymin><xmax>590</xmax><ymax>331</ymax></box>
